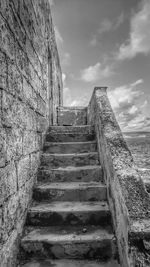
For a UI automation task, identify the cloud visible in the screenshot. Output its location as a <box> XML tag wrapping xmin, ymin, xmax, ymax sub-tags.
<box><xmin>90</xmin><ymin>13</ymin><xmax>124</xmax><ymax>46</ymax></box>
<box><xmin>80</xmin><ymin>62</ymin><xmax>113</xmax><ymax>82</ymax></box>
<box><xmin>54</xmin><ymin>26</ymin><xmax>64</xmax><ymax>44</ymax></box>
<box><xmin>115</xmin><ymin>13</ymin><xmax>124</xmax><ymax>29</ymax></box>
<box><xmin>62</xmin><ymin>73</ymin><xmax>88</xmax><ymax>106</ymax></box>
<box><xmin>98</xmin><ymin>19</ymin><xmax>113</xmax><ymax>35</ymax></box>
<box><xmin>108</xmin><ymin>79</ymin><xmax>150</xmax><ymax>131</ymax></box>
<box><xmin>61</xmin><ymin>52</ymin><xmax>71</xmax><ymax>66</ymax></box>
<box><xmin>63</xmin><ymin>87</ymin><xmax>88</xmax><ymax>107</ymax></box>
<box><xmin>49</xmin><ymin>0</ymin><xmax>54</xmax><ymax>6</ymax></box>
<box><xmin>117</xmin><ymin>0</ymin><xmax>150</xmax><ymax>60</ymax></box>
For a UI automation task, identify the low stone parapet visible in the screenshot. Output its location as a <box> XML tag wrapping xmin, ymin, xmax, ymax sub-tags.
<box><xmin>87</xmin><ymin>87</ymin><xmax>150</xmax><ymax>267</ymax></box>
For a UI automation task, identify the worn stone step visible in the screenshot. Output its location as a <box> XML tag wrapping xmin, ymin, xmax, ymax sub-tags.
<box><xmin>20</xmin><ymin>259</ymin><xmax>120</xmax><ymax>267</ymax></box>
<box><xmin>57</xmin><ymin>106</ymin><xmax>87</xmax><ymax>126</ymax></box>
<box><xmin>21</xmin><ymin>226</ymin><xmax>116</xmax><ymax>260</ymax></box>
<box><xmin>37</xmin><ymin>165</ymin><xmax>103</xmax><ymax>183</ymax></box>
<box><xmin>46</xmin><ymin>132</ymin><xmax>95</xmax><ymax>142</ymax></box>
<box><xmin>48</xmin><ymin>125</ymin><xmax>95</xmax><ymax>134</ymax></box>
<box><xmin>26</xmin><ymin>201</ymin><xmax>111</xmax><ymax>227</ymax></box>
<box><xmin>43</xmin><ymin>141</ymin><xmax>97</xmax><ymax>154</ymax></box>
<box><xmin>33</xmin><ymin>182</ymin><xmax>106</xmax><ymax>202</ymax></box>
<box><xmin>40</xmin><ymin>152</ymin><xmax>99</xmax><ymax>168</ymax></box>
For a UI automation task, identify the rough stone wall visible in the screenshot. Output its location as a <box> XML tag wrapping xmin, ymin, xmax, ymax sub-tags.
<box><xmin>88</xmin><ymin>87</ymin><xmax>150</xmax><ymax>267</ymax></box>
<box><xmin>0</xmin><ymin>0</ymin><xmax>62</xmax><ymax>265</ymax></box>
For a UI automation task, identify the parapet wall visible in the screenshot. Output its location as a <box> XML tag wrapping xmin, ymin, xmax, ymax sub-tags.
<box><xmin>88</xmin><ymin>87</ymin><xmax>150</xmax><ymax>267</ymax></box>
<box><xmin>0</xmin><ymin>0</ymin><xmax>62</xmax><ymax>265</ymax></box>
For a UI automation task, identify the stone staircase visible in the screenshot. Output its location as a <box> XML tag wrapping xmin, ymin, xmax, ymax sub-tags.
<box><xmin>19</xmin><ymin>108</ymin><xmax>120</xmax><ymax>267</ymax></box>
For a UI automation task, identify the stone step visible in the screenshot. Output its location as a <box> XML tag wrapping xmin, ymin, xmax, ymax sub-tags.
<box><xmin>40</xmin><ymin>152</ymin><xmax>99</xmax><ymax>168</ymax></box>
<box><xmin>26</xmin><ymin>201</ymin><xmax>111</xmax><ymax>227</ymax></box>
<box><xmin>43</xmin><ymin>141</ymin><xmax>97</xmax><ymax>154</ymax></box>
<box><xmin>46</xmin><ymin>132</ymin><xmax>95</xmax><ymax>142</ymax></box>
<box><xmin>20</xmin><ymin>259</ymin><xmax>120</xmax><ymax>267</ymax></box>
<box><xmin>33</xmin><ymin>182</ymin><xmax>106</xmax><ymax>202</ymax></box>
<box><xmin>48</xmin><ymin>125</ymin><xmax>95</xmax><ymax>134</ymax></box>
<box><xmin>37</xmin><ymin>165</ymin><xmax>103</xmax><ymax>183</ymax></box>
<box><xmin>21</xmin><ymin>226</ymin><xmax>116</xmax><ymax>260</ymax></box>
<box><xmin>57</xmin><ymin>106</ymin><xmax>87</xmax><ymax>126</ymax></box>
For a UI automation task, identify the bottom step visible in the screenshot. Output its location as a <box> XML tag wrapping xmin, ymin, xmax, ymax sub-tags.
<box><xmin>20</xmin><ymin>259</ymin><xmax>120</xmax><ymax>267</ymax></box>
<box><xmin>21</xmin><ymin>226</ymin><xmax>116</xmax><ymax>260</ymax></box>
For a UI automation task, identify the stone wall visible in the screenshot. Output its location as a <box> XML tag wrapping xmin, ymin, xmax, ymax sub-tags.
<box><xmin>88</xmin><ymin>87</ymin><xmax>150</xmax><ymax>267</ymax></box>
<box><xmin>0</xmin><ymin>0</ymin><xmax>62</xmax><ymax>265</ymax></box>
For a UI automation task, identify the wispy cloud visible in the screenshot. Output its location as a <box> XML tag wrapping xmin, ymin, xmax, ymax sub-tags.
<box><xmin>54</xmin><ymin>26</ymin><xmax>64</xmax><ymax>44</ymax></box>
<box><xmin>62</xmin><ymin>73</ymin><xmax>88</xmax><ymax>106</ymax></box>
<box><xmin>49</xmin><ymin>0</ymin><xmax>54</xmax><ymax>6</ymax></box>
<box><xmin>108</xmin><ymin>79</ymin><xmax>150</xmax><ymax>131</ymax></box>
<box><xmin>80</xmin><ymin>62</ymin><xmax>113</xmax><ymax>82</ymax></box>
<box><xmin>90</xmin><ymin>13</ymin><xmax>124</xmax><ymax>46</ymax></box>
<box><xmin>61</xmin><ymin>52</ymin><xmax>71</xmax><ymax>66</ymax></box>
<box><xmin>117</xmin><ymin>0</ymin><xmax>150</xmax><ymax>60</ymax></box>
<box><xmin>98</xmin><ymin>19</ymin><xmax>113</xmax><ymax>35</ymax></box>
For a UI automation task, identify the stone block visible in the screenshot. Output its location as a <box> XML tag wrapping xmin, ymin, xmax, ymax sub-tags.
<box><xmin>5</xmin><ymin>126</ymin><xmax>23</xmax><ymax>161</ymax></box>
<box><xmin>2</xmin><ymin>194</ymin><xmax>19</xmax><ymax>243</ymax></box>
<box><xmin>2</xmin><ymin>90</ymin><xmax>37</xmax><ymax>130</ymax></box>
<box><xmin>2</xmin><ymin>25</ymin><xmax>15</xmax><ymax>60</ymax></box>
<box><xmin>30</xmin><ymin>152</ymin><xmax>40</xmax><ymax>180</ymax></box>
<box><xmin>15</xmin><ymin>45</ymin><xmax>30</xmax><ymax>80</ymax></box>
<box><xmin>36</xmin><ymin>114</ymin><xmax>48</xmax><ymax>133</ymax></box>
<box><xmin>8</xmin><ymin>60</ymin><xmax>23</xmax><ymax>96</ymax></box>
<box><xmin>22</xmin><ymin>77</ymin><xmax>37</xmax><ymax>110</ymax></box>
<box><xmin>37</xmin><ymin>95</ymin><xmax>46</xmax><ymax>116</ymax></box>
<box><xmin>0</xmin><ymin>126</ymin><xmax>7</xmax><ymax>167</ymax></box>
<box><xmin>18</xmin><ymin>178</ymin><xmax>34</xmax><ymax>221</ymax></box>
<box><xmin>2</xmin><ymin>90</ymin><xmax>25</xmax><ymax>128</ymax></box>
<box><xmin>0</xmin><ymin>229</ymin><xmax>19</xmax><ymax>267</ymax></box>
<box><xmin>17</xmin><ymin>156</ymin><xmax>30</xmax><ymax>189</ymax></box>
<box><xmin>0</xmin><ymin>50</ymin><xmax>8</xmax><ymax>90</ymax></box>
<box><xmin>0</xmin><ymin>163</ymin><xmax>17</xmax><ymax>205</ymax></box>
<box><xmin>22</xmin><ymin>131</ymin><xmax>37</xmax><ymax>155</ymax></box>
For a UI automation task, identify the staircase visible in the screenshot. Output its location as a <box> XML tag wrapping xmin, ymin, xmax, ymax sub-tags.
<box><xmin>19</xmin><ymin>107</ymin><xmax>120</xmax><ymax>267</ymax></box>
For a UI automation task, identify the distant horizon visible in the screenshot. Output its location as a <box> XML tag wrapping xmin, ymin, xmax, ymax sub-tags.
<box><xmin>123</xmin><ymin>131</ymin><xmax>150</xmax><ymax>134</ymax></box>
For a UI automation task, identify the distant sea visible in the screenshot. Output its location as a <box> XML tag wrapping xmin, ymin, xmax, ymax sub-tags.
<box><xmin>123</xmin><ymin>131</ymin><xmax>150</xmax><ymax>185</ymax></box>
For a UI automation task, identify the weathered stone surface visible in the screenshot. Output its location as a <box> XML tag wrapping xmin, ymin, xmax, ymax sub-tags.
<box><xmin>46</xmin><ymin>132</ymin><xmax>95</xmax><ymax>142</ymax></box>
<box><xmin>17</xmin><ymin>156</ymin><xmax>31</xmax><ymax>189</ymax></box>
<box><xmin>37</xmin><ymin>165</ymin><xmax>103</xmax><ymax>183</ymax></box>
<box><xmin>43</xmin><ymin>141</ymin><xmax>97</xmax><ymax>154</ymax></box>
<box><xmin>19</xmin><ymin>259</ymin><xmax>120</xmax><ymax>267</ymax></box>
<box><xmin>33</xmin><ymin>182</ymin><xmax>107</xmax><ymax>202</ymax></box>
<box><xmin>87</xmin><ymin>87</ymin><xmax>150</xmax><ymax>267</ymax></box>
<box><xmin>0</xmin><ymin>0</ymin><xmax>62</xmax><ymax>265</ymax></box>
<box><xmin>58</xmin><ymin>107</ymin><xmax>87</xmax><ymax>126</ymax></box>
<box><xmin>48</xmin><ymin>125</ymin><xmax>95</xmax><ymax>134</ymax></box>
<box><xmin>0</xmin><ymin>163</ymin><xmax>17</xmax><ymax>205</ymax></box>
<box><xmin>0</xmin><ymin>230</ymin><xmax>19</xmax><ymax>267</ymax></box>
<box><xmin>26</xmin><ymin>201</ymin><xmax>110</xmax><ymax>227</ymax></box>
<box><xmin>40</xmin><ymin>152</ymin><xmax>99</xmax><ymax>168</ymax></box>
<box><xmin>19</xmin><ymin>110</ymin><xmax>120</xmax><ymax>266</ymax></box>
<box><xmin>0</xmin><ymin>126</ymin><xmax>7</xmax><ymax>167</ymax></box>
<box><xmin>20</xmin><ymin>227</ymin><xmax>115</xmax><ymax>260</ymax></box>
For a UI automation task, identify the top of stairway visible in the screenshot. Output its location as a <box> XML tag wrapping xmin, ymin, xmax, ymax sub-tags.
<box><xmin>48</xmin><ymin>125</ymin><xmax>94</xmax><ymax>133</ymax></box>
<box><xmin>58</xmin><ymin>106</ymin><xmax>87</xmax><ymax>110</ymax></box>
<box><xmin>57</xmin><ymin>106</ymin><xmax>88</xmax><ymax>126</ymax></box>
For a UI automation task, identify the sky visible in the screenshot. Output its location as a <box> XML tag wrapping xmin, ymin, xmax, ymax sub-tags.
<box><xmin>50</xmin><ymin>0</ymin><xmax>150</xmax><ymax>132</ymax></box>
